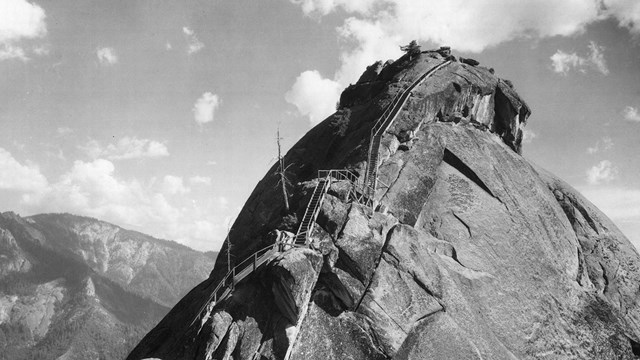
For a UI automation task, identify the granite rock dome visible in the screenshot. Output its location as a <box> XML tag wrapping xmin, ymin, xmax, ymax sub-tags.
<box><xmin>128</xmin><ymin>49</ymin><xmax>640</xmax><ymax>360</ymax></box>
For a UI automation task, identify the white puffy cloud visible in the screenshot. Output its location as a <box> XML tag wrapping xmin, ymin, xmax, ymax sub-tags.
<box><xmin>586</xmin><ymin>160</ymin><xmax>618</xmax><ymax>185</ymax></box>
<box><xmin>183</xmin><ymin>26</ymin><xmax>204</xmax><ymax>55</ymax></box>
<box><xmin>550</xmin><ymin>41</ymin><xmax>609</xmax><ymax>75</ymax></box>
<box><xmin>21</xmin><ymin>159</ymin><xmax>177</xmax><ymax>227</ymax></box>
<box><xmin>80</xmin><ymin>137</ymin><xmax>169</xmax><ymax>160</ymax></box>
<box><xmin>0</xmin><ymin>0</ymin><xmax>47</xmax><ymax>61</ymax></box>
<box><xmin>0</xmin><ymin>0</ymin><xmax>46</xmax><ymax>42</ymax></box>
<box><xmin>162</xmin><ymin>175</ymin><xmax>190</xmax><ymax>195</ymax></box>
<box><xmin>623</xmin><ymin>106</ymin><xmax>640</xmax><ymax>122</ymax></box>
<box><xmin>550</xmin><ymin>51</ymin><xmax>587</xmax><ymax>74</ymax></box>
<box><xmin>286</xmin><ymin>0</ymin><xmax>615</xmax><ymax>123</ymax></box>
<box><xmin>0</xmin><ymin>148</ymin><xmax>48</xmax><ymax>192</ymax></box>
<box><xmin>586</xmin><ymin>136</ymin><xmax>614</xmax><ymax>154</ymax></box>
<box><xmin>587</xmin><ymin>42</ymin><xmax>609</xmax><ymax>75</ymax></box>
<box><xmin>189</xmin><ymin>176</ymin><xmax>212</xmax><ymax>185</ymax></box>
<box><xmin>0</xmin><ymin>44</ymin><xmax>27</xmax><ymax>61</ymax></box>
<box><xmin>285</xmin><ymin>70</ymin><xmax>342</xmax><ymax>125</ymax></box>
<box><xmin>290</xmin><ymin>0</ymin><xmax>603</xmax><ymax>53</ymax></box>
<box><xmin>96</xmin><ymin>47</ymin><xmax>118</xmax><ymax>66</ymax></box>
<box><xmin>522</xmin><ymin>129</ymin><xmax>538</xmax><ymax>144</ymax></box>
<box><xmin>193</xmin><ymin>92</ymin><xmax>220</xmax><ymax>124</ymax></box>
<box><xmin>334</xmin><ymin>17</ymin><xmax>401</xmax><ymax>85</ymax></box>
<box><xmin>290</xmin><ymin>0</ymin><xmax>379</xmax><ymax>16</ymax></box>
<box><xmin>285</xmin><ymin>0</ymin><xmax>640</xmax><ymax>117</ymax></box>
<box><xmin>18</xmin><ymin>158</ymin><xmax>227</xmax><ymax>250</ymax></box>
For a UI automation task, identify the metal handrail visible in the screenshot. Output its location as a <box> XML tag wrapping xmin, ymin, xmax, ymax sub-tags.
<box><xmin>192</xmin><ymin>170</ymin><xmax>369</xmax><ymax>327</ymax></box>
<box><xmin>295</xmin><ymin>176</ymin><xmax>330</xmax><ymax>245</ymax></box>
<box><xmin>318</xmin><ymin>169</ymin><xmax>360</xmax><ymax>185</ymax></box>
<box><xmin>192</xmin><ymin>60</ymin><xmax>452</xmax><ymax>329</ymax></box>
<box><xmin>191</xmin><ymin>243</ymin><xmax>280</xmax><ymax>327</ymax></box>
<box><xmin>363</xmin><ymin>60</ymin><xmax>451</xmax><ymax>203</ymax></box>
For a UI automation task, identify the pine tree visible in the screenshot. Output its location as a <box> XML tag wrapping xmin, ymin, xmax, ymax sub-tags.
<box><xmin>400</xmin><ymin>40</ymin><xmax>421</xmax><ymax>59</ymax></box>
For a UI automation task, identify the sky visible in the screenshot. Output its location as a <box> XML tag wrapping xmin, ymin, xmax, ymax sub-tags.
<box><xmin>0</xmin><ymin>0</ymin><xmax>639</xmax><ymax>252</ymax></box>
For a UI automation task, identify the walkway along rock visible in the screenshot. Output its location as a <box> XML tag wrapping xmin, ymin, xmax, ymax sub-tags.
<box><xmin>128</xmin><ymin>48</ymin><xmax>640</xmax><ymax>360</ymax></box>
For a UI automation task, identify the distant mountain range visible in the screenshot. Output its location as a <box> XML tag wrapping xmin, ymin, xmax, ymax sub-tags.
<box><xmin>0</xmin><ymin>212</ymin><xmax>217</xmax><ymax>360</ymax></box>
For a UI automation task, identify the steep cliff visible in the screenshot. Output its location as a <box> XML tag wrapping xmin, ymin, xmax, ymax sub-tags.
<box><xmin>129</xmin><ymin>49</ymin><xmax>640</xmax><ymax>359</ymax></box>
<box><xmin>0</xmin><ymin>212</ymin><xmax>216</xmax><ymax>360</ymax></box>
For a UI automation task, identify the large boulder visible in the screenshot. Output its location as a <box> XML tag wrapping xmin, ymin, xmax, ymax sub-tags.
<box><xmin>129</xmin><ymin>49</ymin><xmax>640</xmax><ymax>360</ymax></box>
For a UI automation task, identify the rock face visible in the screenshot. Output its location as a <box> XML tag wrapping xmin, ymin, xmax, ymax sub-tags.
<box><xmin>0</xmin><ymin>212</ymin><xmax>216</xmax><ymax>360</ymax></box>
<box><xmin>129</xmin><ymin>50</ymin><xmax>640</xmax><ymax>359</ymax></box>
<box><xmin>26</xmin><ymin>213</ymin><xmax>216</xmax><ymax>307</ymax></box>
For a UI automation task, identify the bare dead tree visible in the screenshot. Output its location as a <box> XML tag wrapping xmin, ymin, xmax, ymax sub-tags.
<box><xmin>225</xmin><ymin>220</ymin><xmax>233</xmax><ymax>273</ymax></box>
<box><xmin>276</xmin><ymin>126</ymin><xmax>292</xmax><ymax>212</ymax></box>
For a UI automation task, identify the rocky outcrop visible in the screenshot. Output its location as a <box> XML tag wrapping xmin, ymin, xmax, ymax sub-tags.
<box><xmin>0</xmin><ymin>228</ymin><xmax>31</xmax><ymax>277</ymax></box>
<box><xmin>0</xmin><ymin>279</ymin><xmax>64</xmax><ymax>341</ymax></box>
<box><xmin>130</xmin><ymin>49</ymin><xmax>640</xmax><ymax>359</ymax></box>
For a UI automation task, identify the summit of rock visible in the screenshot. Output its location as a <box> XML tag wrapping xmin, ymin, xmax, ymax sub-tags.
<box><xmin>129</xmin><ymin>49</ymin><xmax>640</xmax><ymax>360</ymax></box>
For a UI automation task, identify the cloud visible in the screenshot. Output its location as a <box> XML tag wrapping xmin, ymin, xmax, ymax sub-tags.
<box><xmin>586</xmin><ymin>160</ymin><xmax>618</xmax><ymax>185</ymax></box>
<box><xmin>183</xmin><ymin>27</ymin><xmax>204</xmax><ymax>55</ymax></box>
<box><xmin>290</xmin><ymin>0</ymin><xmax>603</xmax><ymax>53</ymax></box>
<box><xmin>285</xmin><ymin>1</ymin><xmax>619</xmax><ymax>123</ymax></box>
<box><xmin>550</xmin><ymin>41</ymin><xmax>609</xmax><ymax>75</ymax></box>
<box><xmin>623</xmin><ymin>106</ymin><xmax>640</xmax><ymax>122</ymax></box>
<box><xmin>18</xmin><ymin>158</ymin><xmax>226</xmax><ymax>250</ymax></box>
<box><xmin>193</xmin><ymin>92</ymin><xmax>220</xmax><ymax>124</ymax></box>
<box><xmin>22</xmin><ymin>159</ymin><xmax>179</xmax><ymax>232</ymax></box>
<box><xmin>96</xmin><ymin>47</ymin><xmax>118</xmax><ymax>66</ymax></box>
<box><xmin>285</xmin><ymin>0</ymin><xmax>640</xmax><ymax>117</ymax></box>
<box><xmin>80</xmin><ymin>137</ymin><xmax>169</xmax><ymax>160</ymax></box>
<box><xmin>577</xmin><ymin>184</ymin><xmax>640</xmax><ymax>249</ymax></box>
<box><xmin>285</xmin><ymin>70</ymin><xmax>342</xmax><ymax>125</ymax></box>
<box><xmin>550</xmin><ymin>51</ymin><xmax>586</xmax><ymax>74</ymax></box>
<box><xmin>587</xmin><ymin>41</ymin><xmax>609</xmax><ymax>75</ymax></box>
<box><xmin>0</xmin><ymin>44</ymin><xmax>27</xmax><ymax>61</ymax></box>
<box><xmin>0</xmin><ymin>0</ymin><xmax>47</xmax><ymax>61</ymax></box>
<box><xmin>601</xmin><ymin>0</ymin><xmax>640</xmax><ymax>34</ymax></box>
<box><xmin>0</xmin><ymin>147</ymin><xmax>48</xmax><ymax>192</ymax></box>
<box><xmin>587</xmin><ymin>136</ymin><xmax>614</xmax><ymax>154</ymax></box>
<box><xmin>578</xmin><ymin>185</ymin><xmax>640</xmax><ymax>222</ymax></box>
<box><xmin>56</xmin><ymin>127</ymin><xmax>73</xmax><ymax>136</ymax></box>
<box><xmin>189</xmin><ymin>176</ymin><xmax>212</xmax><ymax>185</ymax></box>
<box><xmin>33</xmin><ymin>44</ymin><xmax>49</xmax><ymax>56</ymax></box>
<box><xmin>162</xmin><ymin>175</ymin><xmax>190</xmax><ymax>195</ymax></box>
<box><xmin>522</xmin><ymin>129</ymin><xmax>537</xmax><ymax>144</ymax></box>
